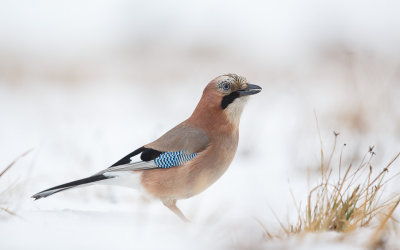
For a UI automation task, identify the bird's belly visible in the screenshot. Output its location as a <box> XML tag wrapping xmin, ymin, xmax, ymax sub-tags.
<box><xmin>140</xmin><ymin>137</ymin><xmax>238</xmax><ymax>200</ymax></box>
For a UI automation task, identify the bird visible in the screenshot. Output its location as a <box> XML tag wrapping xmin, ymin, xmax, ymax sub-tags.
<box><xmin>32</xmin><ymin>73</ymin><xmax>262</xmax><ymax>221</ymax></box>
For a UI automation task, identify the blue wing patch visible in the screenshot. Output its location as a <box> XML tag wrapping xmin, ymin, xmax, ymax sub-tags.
<box><xmin>154</xmin><ymin>151</ymin><xmax>198</xmax><ymax>168</ymax></box>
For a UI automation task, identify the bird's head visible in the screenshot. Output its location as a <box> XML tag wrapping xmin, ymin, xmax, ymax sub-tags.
<box><xmin>193</xmin><ymin>74</ymin><xmax>262</xmax><ymax>126</ymax></box>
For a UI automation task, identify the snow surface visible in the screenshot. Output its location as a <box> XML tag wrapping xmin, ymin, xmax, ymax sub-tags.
<box><xmin>1</xmin><ymin>0</ymin><xmax>400</xmax><ymax>249</ymax></box>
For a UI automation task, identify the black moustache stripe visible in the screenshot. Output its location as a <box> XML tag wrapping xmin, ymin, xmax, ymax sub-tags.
<box><xmin>221</xmin><ymin>91</ymin><xmax>240</xmax><ymax>109</ymax></box>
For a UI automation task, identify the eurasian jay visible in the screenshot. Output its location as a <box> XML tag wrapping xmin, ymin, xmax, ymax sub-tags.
<box><xmin>32</xmin><ymin>73</ymin><xmax>262</xmax><ymax>221</ymax></box>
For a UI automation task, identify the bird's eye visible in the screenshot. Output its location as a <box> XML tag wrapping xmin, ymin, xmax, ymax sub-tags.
<box><xmin>221</xmin><ymin>82</ymin><xmax>231</xmax><ymax>91</ymax></box>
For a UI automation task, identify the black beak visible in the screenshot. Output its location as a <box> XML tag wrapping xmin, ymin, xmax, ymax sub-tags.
<box><xmin>238</xmin><ymin>84</ymin><xmax>262</xmax><ymax>96</ymax></box>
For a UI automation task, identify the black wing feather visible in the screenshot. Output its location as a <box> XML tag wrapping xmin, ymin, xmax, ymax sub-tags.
<box><xmin>109</xmin><ymin>146</ymin><xmax>163</xmax><ymax>168</ymax></box>
<box><xmin>140</xmin><ymin>148</ymin><xmax>162</xmax><ymax>161</ymax></box>
<box><xmin>109</xmin><ymin>146</ymin><xmax>146</xmax><ymax>167</ymax></box>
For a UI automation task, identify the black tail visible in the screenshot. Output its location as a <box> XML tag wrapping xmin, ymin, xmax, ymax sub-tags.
<box><xmin>31</xmin><ymin>174</ymin><xmax>113</xmax><ymax>200</ymax></box>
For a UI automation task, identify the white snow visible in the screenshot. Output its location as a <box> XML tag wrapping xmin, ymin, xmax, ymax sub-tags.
<box><xmin>1</xmin><ymin>0</ymin><xmax>400</xmax><ymax>249</ymax></box>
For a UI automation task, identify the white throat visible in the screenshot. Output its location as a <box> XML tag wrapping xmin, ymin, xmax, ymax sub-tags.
<box><xmin>224</xmin><ymin>96</ymin><xmax>249</xmax><ymax>125</ymax></box>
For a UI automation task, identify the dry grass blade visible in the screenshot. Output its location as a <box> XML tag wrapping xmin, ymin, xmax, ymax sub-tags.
<box><xmin>0</xmin><ymin>148</ymin><xmax>33</xmax><ymax>218</ymax></box>
<box><xmin>0</xmin><ymin>207</ymin><xmax>17</xmax><ymax>216</ymax></box>
<box><xmin>368</xmin><ymin>199</ymin><xmax>400</xmax><ymax>249</ymax></box>
<box><xmin>252</xmin><ymin>216</ymin><xmax>274</xmax><ymax>240</ymax></box>
<box><xmin>0</xmin><ymin>148</ymin><xmax>33</xmax><ymax>178</ymax></box>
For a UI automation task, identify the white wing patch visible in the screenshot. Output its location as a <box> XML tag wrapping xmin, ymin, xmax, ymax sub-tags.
<box><xmin>129</xmin><ymin>153</ymin><xmax>143</xmax><ymax>163</ymax></box>
<box><xmin>100</xmin><ymin>161</ymin><xmax>156</xmax><ymax>175</ymax></box>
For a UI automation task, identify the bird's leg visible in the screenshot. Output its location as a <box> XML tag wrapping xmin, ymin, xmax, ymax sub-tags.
<box><xmin>162</xmin><ymin>199</ymin><xmax>190</xmax><ymax>223</ymax></box>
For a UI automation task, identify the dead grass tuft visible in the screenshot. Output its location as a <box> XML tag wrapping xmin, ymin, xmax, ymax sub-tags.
<box><xmin>282</xmin><ymin>132</ymin><xmax>400</xmax><ymax>238</ymax></box>
<box><xmin>0</xmin><ymin>149</ymin><xmax>32</xmax><ymax>217</ymax></box>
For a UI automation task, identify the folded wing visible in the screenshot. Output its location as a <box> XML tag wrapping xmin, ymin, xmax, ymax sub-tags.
<box><xmin>103</xmin><ymin>123</ymin><xmax>209</xmax><ymax>173</ymax></box>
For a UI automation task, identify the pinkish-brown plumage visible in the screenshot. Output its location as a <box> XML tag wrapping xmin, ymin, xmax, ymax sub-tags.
<box><xmin>32</xmin><ymin>74</ymin><xmax>261</xmax><ymax>222</ymax></box>
<box><xmin>142</xmin><ymin>77</ymin><xmax>241</xmax><ymax>200</ymax></box>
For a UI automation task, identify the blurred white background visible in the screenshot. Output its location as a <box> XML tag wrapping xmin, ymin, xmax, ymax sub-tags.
<box><xmin>1</xmin><ymin>0</ymin><xmax>400</xmax><ymax>249</ymax></box>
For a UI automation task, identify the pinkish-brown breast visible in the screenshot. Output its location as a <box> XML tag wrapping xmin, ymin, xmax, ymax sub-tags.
<box><xmin>139</xmin><ymin>132</ymin><xmax>238</xmax><ymax>200</ymax></box>
<box><xmin>140</xmin><ymin>102</ymin><xmax>240</xmax><ymax>200</ymax></box>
